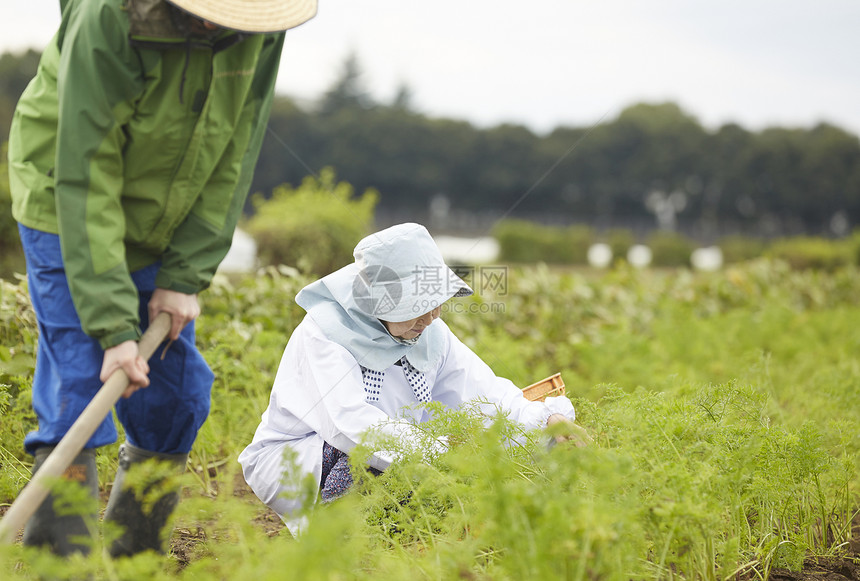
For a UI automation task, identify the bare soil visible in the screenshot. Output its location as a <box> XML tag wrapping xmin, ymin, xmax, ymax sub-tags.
<box><xmin>766</xmin><ymin>516</ymin><xmax>860</xmax><ymax>581</ymax></box>
<box><xmin>769</xmin><ymin>556</ymin><xmax>860</xmax><ymax>581</ymax></box>
<box><xmin>168</xmin><ymin>471</ymin><xmax>286</xmax><ymax>567</ymax></box>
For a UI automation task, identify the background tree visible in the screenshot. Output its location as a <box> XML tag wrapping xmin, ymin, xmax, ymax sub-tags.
<box><xmin>391</xmin><ymin>83</ymin><xmax>415</xmax><ymax>112</ymax></box>
<box><xmin>2</xmin><ymin>50</ymin><xmax>859</xmax><ymax>241</ymax></box>
<box><xmin>0</xmin><ymin>50</ymin><xmax>40</xmax><ymax>143</ymax></box>
<box><xmin>318</xmin><ymin>52</ymin><xmax>374</xmax><ymax>116</ymax></box>
<box><xmin>0</xmin><ymin>144</ymin><xmax>25</xmax><ymax>277</ymax></box>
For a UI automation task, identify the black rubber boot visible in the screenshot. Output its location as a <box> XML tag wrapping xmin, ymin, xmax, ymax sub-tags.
<box><xmin>22</xmin><ymin>447</ymin><xmax>99</xmax><ymax>556</ymax></box>
<box><xmin>102</xmin><ymin>442</ymin><xmax>188</xmax><ymax>558</ymax></box>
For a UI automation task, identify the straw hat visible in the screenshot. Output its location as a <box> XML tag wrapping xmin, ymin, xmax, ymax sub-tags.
<box><xmin>167</xmin><ymin>0</ymin><xmax>317</xmax><ymax>33</ymax></box>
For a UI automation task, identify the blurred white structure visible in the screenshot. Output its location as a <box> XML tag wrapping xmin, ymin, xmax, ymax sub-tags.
<box><xmin>216</xmin><ymin>231</ymin><xmax>501</xmax><ymax>275</ymax></box>
<box><xmin>433</xmin><ymin>235</ymin><xmax>499</xmax><ymax>264</ymax></box>
<box><xmin>645</xmin><ymin>189</ymin><xmax>687</xmax><ymax>231</ymax></box>
<box><xmin>690</xmin><ymin>246</ymin><xmax>724</xmax><ymax>272</ymax></box>
<box><xmin>587</xmin><ymin>243</ymin><xmax>613</xmax><ymax>268</ymax></box>
<box><xmin>627</xmin><ymin>244</ymin><xmax>652</xmax><ymax>269</ymax></box>
<box><xmin>218</xmin><ymin>228</ymin><xmax>258</xmax><ymax>273</ymax></box>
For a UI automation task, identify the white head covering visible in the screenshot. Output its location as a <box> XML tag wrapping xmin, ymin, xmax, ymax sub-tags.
<box><xmin>295</xmin><ymin>223</ymin><xmax>473</xmax><ymax>372</ymax></box>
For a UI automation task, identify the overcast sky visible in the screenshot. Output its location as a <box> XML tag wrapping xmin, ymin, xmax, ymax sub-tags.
<box><xmin>3</xmin><ymin>0</ymin><xmax>859</xmax><ymax>136</ymax></box>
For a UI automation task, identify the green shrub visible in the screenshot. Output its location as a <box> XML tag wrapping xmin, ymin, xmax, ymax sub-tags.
<box><xmin>718</xmin><ymin>234</ymin><xmax>767</xmax><ymax>264</ymax></box>
<box><xmin>244</xmin><ymin>168</ymin><xmax>378</xmax><ymax>276</ymax></box>
<box><xmin>849</xmin><ymin>229</ymin><xmax>860</xmax><ymax>266</ymax></box>
<box><xmin>605</xmin><ymin>227</ymin><xmax>635</xmax><ymax>263</ymax></box>
<box><xmin>767</xmin><ymin>236</ymin><xmax>853</xmax><ymax>271</ymax></box>
<box><xmin>0</xmin><ymin>276</ymin><xmax>38</xmax><ymax>498</ymax></box>
<box><xmin>0</xmin><ymin>276</ymin><xmax>37</xmax><ymax>388</ymax></box>
<box><xmin>493</xmin><ymin>219</ymin><xmax>593</xmax><ymax>264</ymax></box>
<box><xmin>493</xmin><ymin>219</ymin><xmax>546</xmax><ymax>263</ymax></box>
<box><xmin>557</xmin><ymin>224</ymin><xmax>594</xmax><ymax>264</ymax></box>
<box><xmin>647</xmin><ymin>230</ymin><xmax>695</xmax><ymax>267</ymax></box>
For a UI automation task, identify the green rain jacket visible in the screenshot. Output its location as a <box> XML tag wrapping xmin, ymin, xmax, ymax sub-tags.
<box><xmin>8</xmin><ymin>0</ymin><xmax>285</xmax><ymax>349</ymax></box>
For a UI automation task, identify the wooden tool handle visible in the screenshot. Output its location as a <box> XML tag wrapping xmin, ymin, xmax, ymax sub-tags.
<box><xmin>0</xmin><ymin>312</ymin><xmax>172</xmax><ymax>544</ymax></box>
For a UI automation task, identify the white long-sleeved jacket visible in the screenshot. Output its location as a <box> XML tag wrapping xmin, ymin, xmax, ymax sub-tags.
<box><xmin>238</xmin><ymin>316</ymin><xmax>574</xmax><ymax>531</ymax></box>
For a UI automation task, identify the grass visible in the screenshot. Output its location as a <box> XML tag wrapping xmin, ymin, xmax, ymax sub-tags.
<box><xmin>0</xmin><ymin>259</ymin><xmax>858</xmax><ymax>579</ymax></box>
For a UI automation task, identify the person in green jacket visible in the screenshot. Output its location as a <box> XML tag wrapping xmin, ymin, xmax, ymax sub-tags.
<box><xmin>7</xmin><ymin>0</ymin><xmax>316</xmax><ymax>557</ymax></box>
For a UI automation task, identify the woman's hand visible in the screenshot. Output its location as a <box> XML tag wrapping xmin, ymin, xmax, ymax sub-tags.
<box><xmin>546</xmin><ymin>413</ymin><xmax>592</xmax><ymax>448</ymax></box>
<box><xmin>101</xmin><ymin>340</ymin><xmax>150</xmax><ymax>398</ymax></box>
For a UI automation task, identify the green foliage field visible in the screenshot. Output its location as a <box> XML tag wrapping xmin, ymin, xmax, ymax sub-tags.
<box><xmin>1</xmin><ymin>259</ymin><xmax>858</xmax><ymax>580</ymax></box>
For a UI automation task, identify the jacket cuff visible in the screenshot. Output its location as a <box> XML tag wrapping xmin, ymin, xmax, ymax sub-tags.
<box><xmin>543</xmin><ymin>395</ymin><xmax>576</xmax><ymax>422</ymax></box>
<box><xmin>98</xmin><ymin>328</ymin><xmax>142</xmax><ymax>350</ymax></box>
<box><xmin>154</xmin><ymin>270</ymin><xmax>201</xmax><ymax>295</ymax></box>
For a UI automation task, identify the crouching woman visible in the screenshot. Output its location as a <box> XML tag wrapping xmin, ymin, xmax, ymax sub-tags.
<box><xmin>238</xmin><ymin>223</ymin><xmax>588</xmax><ymax>534</ymax></box>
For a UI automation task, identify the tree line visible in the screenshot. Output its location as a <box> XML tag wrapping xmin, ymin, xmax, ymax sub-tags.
<box><xmin>2</xmin><ymin>50</ymin><xmax>859</xmax><ymax>240</ymax></box>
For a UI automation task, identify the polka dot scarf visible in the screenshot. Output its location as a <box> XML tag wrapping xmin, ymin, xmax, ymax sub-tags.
<box><xmin>360</xmin><ymin>357</ymin><xmax>431</xmax><ymax>403</ymax></box>
<box><xmin>400</xmin><ymin>356</ymin><xmax>431</xmax><ymax>403</ymax></box>
<box><xmin>360</xmin><ymin>367</ymin><xmax>384</xmax><ymax>402</ymax></box>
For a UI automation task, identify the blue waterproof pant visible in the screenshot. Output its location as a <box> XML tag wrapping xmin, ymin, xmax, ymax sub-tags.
<box><xmin>19</xmin><ymin>224</ymin><xmax>214</xmax><ymax>456</ymax></box>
